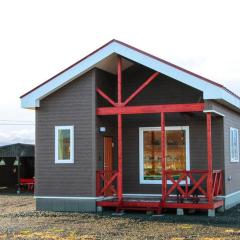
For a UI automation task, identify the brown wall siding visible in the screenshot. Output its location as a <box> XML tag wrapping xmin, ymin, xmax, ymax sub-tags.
<box><xmin>35</xmin><ymin>71</ymin><xmax>96</xmax><ymax>197</ymax></box>
<box><xmin>206</xmin><ymin>101</ymin><xmax>240</xmax><ymax>194</ymax></box>
<box><xmin>35</xmin><ymin>64</ymin><xmax>229</xmax><ymax>197</ymax></box>
<box><xmin>122</xmin><ymin>65</ymin><xmax>203</xmax><ymax>106</ymax></box>
<box><xmin>95</xmin><ymin>69</ymin><xmax>118</xmax><ymax>170</ymax></box>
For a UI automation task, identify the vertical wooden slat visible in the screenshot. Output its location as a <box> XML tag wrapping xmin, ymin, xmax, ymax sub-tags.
<box><xmin>207</xmin><ymin>112</ymin><xmax>213</xmax><ymax>202</ymax></box>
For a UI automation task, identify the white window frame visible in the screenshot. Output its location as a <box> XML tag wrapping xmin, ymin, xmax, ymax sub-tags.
<box><xmin>230</xmin><ymin>127</ymin><xmax>239</xmax><ymax>162</ymax></box>
<box><xmin>55</xmin><ymin>126</ymin><xmax>74</xmax><ymax>164</ymax></box>
<box><xmin>139</xmin><ymin>126</ymin><xmax>190</xmax><ymax>184</ymax></box>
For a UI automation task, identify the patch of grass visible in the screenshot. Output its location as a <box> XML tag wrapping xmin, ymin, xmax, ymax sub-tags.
<box><xmin>13</xmin><ymin>230</ymin><xmax>89</xmax><ymax>240</ymax></box>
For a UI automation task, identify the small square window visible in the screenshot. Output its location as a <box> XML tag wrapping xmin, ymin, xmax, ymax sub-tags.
<box><xmin>230</xmin><ymin>127</ymin><xmax>239</xmax><ymax>162</ymax></box>
<box><xmin>55</xmin><ymin>126</ymin><xmax>74</xmax><ymax>163</ymax></box>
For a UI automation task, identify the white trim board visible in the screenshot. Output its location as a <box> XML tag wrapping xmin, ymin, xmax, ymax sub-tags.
<box><xmin>55</xmin><ymin>126</ymin><xmax>74</xmax><ymax>164</ymax></box>
<box><xmin>21</xmin><ymin>40</ymin><xmax>240</xmax><ymax>110</ymax></box>
<box><xmin>203</xmin><ymin>110</ymin><xmax>225</xmax><ymax>117</ymax></box>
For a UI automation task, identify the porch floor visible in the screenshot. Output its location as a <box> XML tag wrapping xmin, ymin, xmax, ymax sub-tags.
<box><xmin>96</xmin><ymin>196</ymin><xmax>224</xmax><ymax>213</ymax></box>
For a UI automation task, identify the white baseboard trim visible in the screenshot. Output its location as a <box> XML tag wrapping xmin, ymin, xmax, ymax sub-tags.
<box><xmin>35</xmin><ymin>196</ymin><xmax>100</xmax><ymax>200</ymax></box>
<box><xmin>34</xmin><ymin>190</ymin><xmax>240</xmax><ymax>210</ymax></box>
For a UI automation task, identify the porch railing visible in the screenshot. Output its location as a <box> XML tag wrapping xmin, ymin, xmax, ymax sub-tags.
<box><xmin>96</xmin><ymin>169</ymin><xmax>223</xmax><ymax>201</ymax></box>
<box><xmin>165</xmin><ymin>169</ymin><xmax>223</xmax><ymax>202</ymax></box>
<box><xmin>96</xmin><ymin>170</ymin><xmax>118</xmax><ymax>197</ymax></box>
<box><xmin>212</xmin><ymin>170</ymin><xmax>223</xmax><ymax>197</ymax></box>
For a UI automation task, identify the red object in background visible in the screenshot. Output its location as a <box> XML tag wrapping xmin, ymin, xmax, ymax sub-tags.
<box><xmin>20</xmin><ymin>178</ymin><xmax>35</xmax><ymax>191</ymax></box>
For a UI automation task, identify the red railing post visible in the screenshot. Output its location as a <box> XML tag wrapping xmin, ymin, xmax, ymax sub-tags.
<box><xmin>161</xmin><ymin>112</ymin><xmax>166</xmax><ymax>203</ymax></box>
<box><xmin>207</xmin><ymin>112</ymin><xmax>213</xmax><ymax>203</ymax></box>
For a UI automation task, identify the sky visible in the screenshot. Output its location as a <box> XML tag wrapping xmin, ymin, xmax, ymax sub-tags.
<box><xmin>0</xmin><ymin>0</ymin><xmax>240</xmax><ymax>146</ymax></box>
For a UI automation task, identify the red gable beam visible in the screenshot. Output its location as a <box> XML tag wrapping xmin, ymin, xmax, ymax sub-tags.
<box><xmin>97</xmin><ymin>103</ymin><xmax>204</xmax><ymax>115</ymax></box>
<box><xmin>123</xmin><ymin>72</ymin><xmax>159</xmax><ymax>106</ymax></box>
<box><xmin>96</xmin><ymin>88</ymin><xmax>117</xmax><ymax>107</ymax></box>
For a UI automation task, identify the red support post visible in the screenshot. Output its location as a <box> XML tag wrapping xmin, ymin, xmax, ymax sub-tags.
<box><xmin>117</xmin><ymin>55</ymin><xmax>123</xmax><ymax>201</ymax></box>
<box><xmin>207</xmin><ymin>112</ymin><xmax>213</xmax><ymax>203</ymax></box>
<box><xmin>118</xmin><ymin>114</ymin><xmax>123</xmax><ymax>201</ymax></box>
<box><xmin>117</xmin><ymin>56</ymin><xmax>122</xmax><ymax>104</ymax></box>
<box><xmin>161</xmin><ymin>112</ymin><xmax>166</xmax><ymax>203</ymax></box>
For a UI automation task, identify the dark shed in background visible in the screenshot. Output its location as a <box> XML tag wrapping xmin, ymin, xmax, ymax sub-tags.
<box><xmin>0</xmin><ymin>143</ymin><xmax>34</xmax><ymax>189</ymax></box>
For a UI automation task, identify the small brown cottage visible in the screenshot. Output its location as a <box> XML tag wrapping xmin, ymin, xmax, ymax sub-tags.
<box><xmin>21</xmin><ymin>40</ymin><xmax>240</xmax><ymax>216</ymax></box>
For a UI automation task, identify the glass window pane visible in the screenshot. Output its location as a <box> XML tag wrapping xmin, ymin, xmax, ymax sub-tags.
<box><xmin>143</xmin><ymin>130</ymin><xmax>161</xmax><ymax>180</ymax></box>
<box><xmin>58</xmin><ymin>129</ymin><xmax>71</xmax><ymax>160</ymax></box>
<box><xmin>231</xmin><ymin>129</ymin><xmax>239</xmax><ymax>161</ymax></box>
<box><xmin>166</xmin><ymin>130</ymin><xmax>186</xmax><ymax>171</ymax></box>
<box><xmin>143</xmin><ymin>129</ymin><xmax>186</xmax><ymax>181</ymax></box>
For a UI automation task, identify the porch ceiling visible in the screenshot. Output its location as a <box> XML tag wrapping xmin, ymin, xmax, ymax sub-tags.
<box><xmin>95</xmin><ymin>54</ymin><xmax>134</xmax><ymax>74</ymax></box>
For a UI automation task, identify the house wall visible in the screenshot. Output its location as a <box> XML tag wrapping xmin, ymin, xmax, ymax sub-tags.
<box><xmin>35</xmin><ymin>70</ymin><xmax>96</xmax><ymax>211</ymax></box>
<box><xmin>96</xmin><ymin>67</ymin><xmax>224</xmax><ymax>194</ymax></box>
<box><xmin>206</xmin><ymin>101</ymin><xmax>240</xmax><ymax>195</ymax></box>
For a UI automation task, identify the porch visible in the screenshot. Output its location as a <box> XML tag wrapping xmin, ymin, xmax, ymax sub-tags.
<box><xmin>95</xmin><ymin>56</ymin><xmax>224</xmax><ymax>214</ymax></box>
<box><xmin>96</xmin><ymin>169</ymin><xmax>223</xmax><ymax>214</ymax></box>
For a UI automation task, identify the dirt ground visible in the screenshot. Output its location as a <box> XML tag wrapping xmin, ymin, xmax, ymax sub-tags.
<box><xmin>0</xmin><ymin>194</ymin><xmax>240</xmax><ymax>240</ymax></box>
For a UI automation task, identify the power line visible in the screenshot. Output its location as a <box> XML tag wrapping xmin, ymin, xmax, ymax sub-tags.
<box><xmin>0</xmin><ymin>120</ymin><xmax>34</xmax><ymax>125</ymax></box>
<box><xmin>0</xmin><ymin>120</ymin><xmax>34</xmax><ymax>123</ymax></box>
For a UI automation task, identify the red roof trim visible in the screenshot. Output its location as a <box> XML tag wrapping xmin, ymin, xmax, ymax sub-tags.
<box><xmin>20</xmin><ymin>39</ymin><xmax>240</xmax><ymax>100</ymax></box>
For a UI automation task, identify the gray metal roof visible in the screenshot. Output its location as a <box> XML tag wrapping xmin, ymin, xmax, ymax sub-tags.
<box><xmin>0</xmin><ymin>143</ymin><xmax>34</xmax><ymax>158</ymax></box>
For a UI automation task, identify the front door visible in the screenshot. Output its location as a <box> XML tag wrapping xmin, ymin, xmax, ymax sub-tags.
<box><xmin>103</xmin><ymin>136</ymin><xmax>113</xmax><ymax>195</ymax></box>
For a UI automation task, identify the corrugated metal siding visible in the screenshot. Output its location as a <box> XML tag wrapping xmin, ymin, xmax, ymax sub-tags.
<box><xmin>206</xmin><ymin>100</ymin><xmax>240</xmax><ymax>195</ymax></box>
<box><xmin>0</xmin><ymin>144</ymin><xmax>34</xmax><ymax>157</ymax></box>
<box><xmin>35</xmin><ymin>70</ymin><xmax>96</xmax><ymax>197</ymax></box>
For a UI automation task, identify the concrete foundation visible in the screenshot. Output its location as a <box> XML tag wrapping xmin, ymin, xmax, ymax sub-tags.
<box><xmin>36</xmin><ymin>197</ymin><xmax>96</xmax><ymax>212</ymax></box>
<box><xmin>208</xmin><ymin>209</ymin><xmax>215</xmax><ymax>217</ymax></box>
<box><xmin>176</xmin><ymin>208</ymin><xmax>184</xmax><ymax>216</ymax></box>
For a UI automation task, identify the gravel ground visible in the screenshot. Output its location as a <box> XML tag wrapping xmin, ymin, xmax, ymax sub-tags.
<box><xmin>0</xmin><ymin>194</ymin><xmax>240</xmax><ymax>240</ymax></box>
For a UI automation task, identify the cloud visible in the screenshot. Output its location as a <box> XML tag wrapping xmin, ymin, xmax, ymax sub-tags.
<box><xmin>0</xmin><ymin>128</ymin><xmax>35</xmax><ymax>146</ymax></box>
